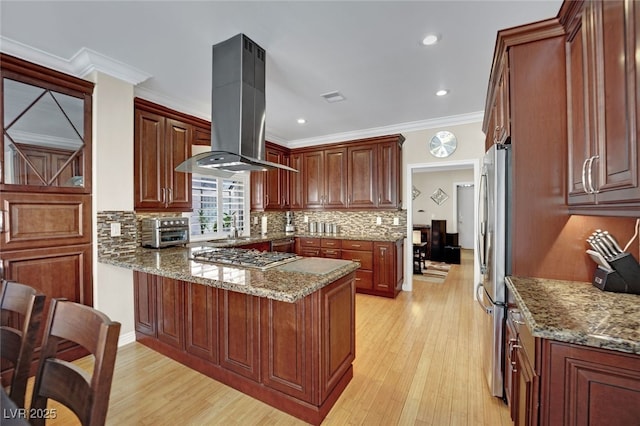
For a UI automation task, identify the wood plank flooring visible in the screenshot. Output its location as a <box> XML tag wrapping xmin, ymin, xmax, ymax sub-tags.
<box><xmin>39</xmin><ymin>249</ymin><xmax>511</xmax><ymax>425</ymax></box>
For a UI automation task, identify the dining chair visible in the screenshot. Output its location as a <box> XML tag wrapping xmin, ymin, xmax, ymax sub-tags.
<box><xmin>0</xmin><ymin>280</ymin><xmax>46</xmax><ymax>408</ymax></box>
<box><xmin>30</xmin><ymin>299</ymin><xmax>121</xmax><ymax>426</ymax></box>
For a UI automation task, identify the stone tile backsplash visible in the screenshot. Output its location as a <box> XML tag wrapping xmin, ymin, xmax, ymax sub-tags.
<box><xmin>97</xmin><ymin>211</ymin><xmax>138</xmax><ymax>257</ymax></box>
<box><xmin>249</xmin><ymin>210</ymin><xmax>407</xmax><ymax>238</ymax></box>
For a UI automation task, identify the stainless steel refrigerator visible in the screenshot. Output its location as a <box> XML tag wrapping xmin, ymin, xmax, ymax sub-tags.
<box><xmin>476</xmin><ymin>143</ymin><xmax>512</xmax><ymax>398</ymax></box>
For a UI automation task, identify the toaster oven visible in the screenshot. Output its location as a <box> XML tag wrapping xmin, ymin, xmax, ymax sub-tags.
<box><xmin>141</xmin><ymin>217</ymin><xmax>190</xmax><ymax>248</ymax></box>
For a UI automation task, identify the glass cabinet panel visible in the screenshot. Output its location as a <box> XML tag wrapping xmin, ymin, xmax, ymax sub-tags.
<box><xmin>3</xmin><ymin>78</ymin><xmax>86</xmax><ymax>188</ymax></box>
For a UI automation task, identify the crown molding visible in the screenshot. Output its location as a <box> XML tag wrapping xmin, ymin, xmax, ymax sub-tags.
<box><xmin>286</xmin><ymin>111</ymin><xmax>484</xmax><ymax>149</ymax></box>
<box><xmin>0</xmin><ymin>36</ymin><xmax>151</xmax><ymax>85</ymax></box>
<box><xmin>134</xmin><ymin>86</ymin><xmax>211</xmax><ymax>122</ymax></box>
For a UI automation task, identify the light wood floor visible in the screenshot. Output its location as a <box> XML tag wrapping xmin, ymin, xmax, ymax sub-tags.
<box><xmin>41</xmin><ymin>250</ymin><xmax>511</xmax><ymax>425</ymax></box>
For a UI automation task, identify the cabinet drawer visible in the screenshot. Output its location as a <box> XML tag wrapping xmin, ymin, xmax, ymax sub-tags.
<box><xmin>341</xmin><ymin>250</ymin><xmax>373</xmax><ymax>270</ymax></box>
<box><xmin>321</xmin><ymin>248</ymin><xmax>342</xmax><ymax>259</ymax></box>
<box><xmin>300</xmin><ymin>248</ymin><xmax>321</xmax><ymax>257</ymax></box>
<box><xmin>321</xmin><ymin>238</ymin><xmax>342</xmax><ymax>248</ymax></box>
<box><xmin>298</xmin><ymin>237</ymin><xmax>321</xmax><ymax>248</ymax></box>
<box><xmin>341</xmin><ymin>240</ymin><xmax>373</xmax><ymax>251</ymax></box>
<box><xmin>354</xmin><ymin>270</ymin><xmax>373</xmax><ymax>290</ymax></box>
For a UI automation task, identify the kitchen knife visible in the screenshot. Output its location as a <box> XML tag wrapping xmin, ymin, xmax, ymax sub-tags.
<box><xmin>586</xmin><ymin>237</ymin><xmax>602</xmax><ymax>255</ymax></box>
<box><xmin>594</xmin><ymin>237</ymin><xmax>615</xmax><ymax>260</ymax></box>
<box><xmin>602</xmin><ymin>231</ymin><xmax>624</xmax><ymax>254</ymax></box>
<box><xmin>586</xmin><ymin>249</ymin><xmax>613</xmax><ymax>271</ymax></box>
<box><xmin>596</xmin><ymin>234</ymin><xmax>619</xmax><ymax>257</ymax></box>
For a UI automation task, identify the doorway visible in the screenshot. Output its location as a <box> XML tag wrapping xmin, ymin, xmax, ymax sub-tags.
<box><xmin>405</xmin><ymin>159</ymin><xmax>480</xmax><ymax>294</ymax></box>
<box><xmin>455</xmin><ymin>183</ymin><xmax>474</xmax><ymax>249</ymax></box>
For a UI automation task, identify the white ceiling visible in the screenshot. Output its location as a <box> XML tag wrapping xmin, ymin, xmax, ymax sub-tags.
<box><xmin>0</xmin><ymin>1</ymin><xmax>562</xmax><ymax>147</ymax></box>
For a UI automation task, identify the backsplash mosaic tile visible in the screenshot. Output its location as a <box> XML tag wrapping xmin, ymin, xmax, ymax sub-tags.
<box><xmin>97</xmin><ymin>211</ymin><xmax>137</xmax><ymax>256</ymax></box>
<box><xmin>249</xmin><ymin>210</ymin><xmax>407</xmax><ymax>238</ymax></box>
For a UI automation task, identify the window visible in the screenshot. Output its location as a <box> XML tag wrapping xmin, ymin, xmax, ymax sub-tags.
<box><xmin>187</xmin><ymin>173</ymin><xmax>249</xmax><ymax>241</ymax></box>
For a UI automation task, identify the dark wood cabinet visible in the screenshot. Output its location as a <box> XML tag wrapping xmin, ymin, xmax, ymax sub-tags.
<box><xmin>376</xmin><ymin>138</ymin><xmax>403</xmax><ymax>209</ymax></box>
<box><xmin>564</xmin><ymin>0</ymin><xmax>640</xmax><ymax>215</ymax></box>
<box><xmin>483</xmin><ymin>55</ymin><xmax>511</xmax><ymax>150</ymax></box>
<box><xmin>296</xmin><ymin>237</ymin><xmax>321</xmax><ymax>257</ymax></box>
<box><xmin>185</xmin><ymin>282</ymin><xmax>218</xmax><ymax>363</ymax></box>
<box><xmin>302</xmin><ymin>148</ymin><xmax>347</xmax><ymax>209</ymax></box>
<box><xmin>0</xmin><ymin>55</ymin><xmax>94</xmax><ymax>369</ymax></box>
<box><xmin>321</xmin><ymin>238</ymin><xmax>342</xmax><ymax>259</ymax></box>
<box><xmin>289</xmin><ymin>153</ymin><xmax>304</xmax><ymax>210</ymax></box>
<box><xmin>506</xmin><ymin>309</ymin><xmax>539</xmax><ymax>426</ymax></box>
<box><xmin>347</xmin><ymin>145</ymin><xmax>376</xmax><ymax>208</ymax></box>
<box><xmin>541</xmin><ymin>340</ymin><xmax>640</xmax><ymax>425</ymax></box>
<box><xmin>251</xmin><ymin>142</ymin><xmax>291</xmax><ymax>211</ymax></box>
<box><xmin>134</xmin><ymin>101</ymin><xmax>192</xmax><ymax>212</ymax></box>
<box><xmin>341</xmin><ymin>240</ymin><xmax>374</xmax><ymax>293</ymax></box>
<box><xmin>156</xmin><ymin>276</ymin><xmax>185</xmax><ymax>349</ymax></box>
<box><xmin>132</xmin><ymin>270</ymin><xmax>356</xmax><ymax>424</ymax></box>
<box><xmin>219</xmin><ymin>289</ymin><xmax>261</xmax><ymax>381</ymax></box>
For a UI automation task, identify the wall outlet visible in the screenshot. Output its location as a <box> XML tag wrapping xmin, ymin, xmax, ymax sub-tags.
<box><xmin>110</xmin><ymin>222</ymin><xmax>121</xmax><ymax>237</ymax></box>
<box><xmin>376</xmin><ymin>217</ymin><xmax>382</xmax><ymax>225</ymax></box>
<box><xmin>253</xmin><ymin>216</ymin><xmax>258</xmax><ymax>225</ymax></box>
<box><xmin>393</xmin><ymin>217</ymin><xmax>399</xmax><ymax>226</ymax></box>
<box><xmin>304</xmin><ymin>216</ymin><xmax>309</xmax><ymax>223</ymax></box>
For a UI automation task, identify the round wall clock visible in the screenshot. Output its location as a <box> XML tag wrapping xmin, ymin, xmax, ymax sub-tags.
<box><xmin>429</xmin><ymin>131</ymin><xmax>457</xmax><ymax>158</ymax></box>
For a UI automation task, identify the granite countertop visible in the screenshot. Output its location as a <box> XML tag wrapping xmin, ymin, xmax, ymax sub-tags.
<box><xmin>506</xmin><ymin>276</ymin><xmax>640</xmax><ymax>354</ymax></box>
<box><xmin>99</xmin><ymin>246</ymin><xmax>360</xmax><ymax>303</ymax></box>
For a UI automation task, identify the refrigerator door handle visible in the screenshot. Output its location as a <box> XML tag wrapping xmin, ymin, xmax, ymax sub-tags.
<box><xmin>477</xmin><ymin>172</ymin><xmax>488</xmax><ymax>274</ymax></box>
<box><xmin>475</xmin><ymin>283</ymin><xmax>492</xmax><ymax>314</ymax></box>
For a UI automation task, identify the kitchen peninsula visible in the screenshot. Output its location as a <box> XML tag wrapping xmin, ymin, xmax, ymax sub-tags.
<box><xmin>100</xmin><ymin>246</ymin><xmax>359</xmax><ymax>425</ymax></box>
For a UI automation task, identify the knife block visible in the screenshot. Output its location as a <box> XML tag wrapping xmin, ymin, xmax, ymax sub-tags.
<box><xmin>592</xmin><ymin>253</ymin><xmax>640</xmax><ymax>295</ymax></box>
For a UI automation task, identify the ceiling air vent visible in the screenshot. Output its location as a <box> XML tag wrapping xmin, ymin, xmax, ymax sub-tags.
<box><xmin>321</xmin><ymin>91</ymin><xmax>346</xmax><ymax>103</ymax></box>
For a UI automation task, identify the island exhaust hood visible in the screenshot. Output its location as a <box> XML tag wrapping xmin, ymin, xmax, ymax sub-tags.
<box><xmin>176</xmin><ymin>33</ymin><xmax>297</xmax><ymax>177</ymax></box>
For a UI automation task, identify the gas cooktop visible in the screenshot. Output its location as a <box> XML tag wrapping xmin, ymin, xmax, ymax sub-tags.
<box><xmin>190</xmin><ymin>248</ymin><xmax>300</xmax><ymax>270</ymax></box>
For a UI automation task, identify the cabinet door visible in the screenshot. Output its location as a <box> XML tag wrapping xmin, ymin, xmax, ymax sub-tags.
<box><xmin>303</xmin><ymin>151</ymin><xmax>324</xmax><ymax>208</ymax></box>
<box><xmin>289</xmin><ymin>153</ymin><xmax>304</xmax><ymax>209</ymax></box>
<box><xmin>133</xmin><ymin>271</ymin><xmax>157</xmax><ymax>337</ymax></box>
<box><xmin>134</xmin><ymin>109</ymin><xmax>165</xmax><ymax>209</ymax></box>
<box><xmin>185</xmin><ymin>282</ymin><xmax>218</xmax><ymax>363</ymax></box>
<box><xmin>260</xmin><ymin>297</ymin><xmax>313</xmax><ymax>403</ymax></box>
<box><xmin>515</xmin><ymin>343</ymin><xmax>537</xmax><ymax>426</ymax></box>
<box><xmin>250</xmin><ymin>171</ymin><xmax>266</xmax><ymax>211</ymax></box>
<box><xmin>347</xmin><ymin>145</ymin><xmax>376</xmax><ymax>208</ymax></box>
<box><xmin>164</xmin><ymin>118</ymin><xmax>191</xmax><ymax>209</ymax></box>
<box><xmin>566</xmin><ymin>10</ymin><xmax>595</xmax><ymax>202</ymax></box>
<box><xmin>264</xmin><ymin>147</ymin><xmax>285</xmax><ymax>210</ymax></box>
<box><xmin>156</xmin><ymin>276</ymin><xmax>184</xmax><ymax>349</ymax></box>
<box><xmin>377</xmin><ymin>141</ymin><xmax>401</xmax><ymax>208</ymax></box>
<box><xmin>219</xmin><ymin>290</ymin><xmax>260</xmax><ymax>381</ymax></box>
<box><xmin>592</xmin><ymin>0</ymin><xmax>639</xmax><ymax>204</ymax></box>
<box><xmin>323</xmin><ymin>148</ymin><xmax>347</xmax><ymax>209</ymax></box>
<box><xmin>373</xmin><ymin>242</ymin><xmax>394</xmax><ymax>294</ymax></box>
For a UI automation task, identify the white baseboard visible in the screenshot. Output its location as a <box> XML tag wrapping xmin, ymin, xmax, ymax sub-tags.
<box><xmin>118</xmin><ymin>331</ymin><xmax>137</xmax><ymax>348</ymax></box>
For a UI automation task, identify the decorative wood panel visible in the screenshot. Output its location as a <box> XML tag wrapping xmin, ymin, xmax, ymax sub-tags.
<box><xmin>219</xmin><ymin>290</ymin><xmax>260</xmax><ymax>381</ymax></box>
<box><xmin>133</xmin><ymin>271</ymin><xmax>156</xmax><ymax>337</ymax></box>
<box><xmin>260</xmin><ymin>296</ymin><xmax>314</xmax><ymax>403</ymax></box>
<box><xmin>319</xmin><ymin>273</ymin><xmax>355</xmax><ymax>402</ymax></box>
<box><xmin>156</xmin><ymin>276</ymin><xmax>184</xmax><ymax>349</ymax></box>
<box><xmin>185</xmin><ymin>282</ymin><xmax>218</xmax><ymax>363</ymax></box>
<box><xmin>1</xmin><ymin>192</ymin><xmax>91</xmax><ymax>251</ymax></box>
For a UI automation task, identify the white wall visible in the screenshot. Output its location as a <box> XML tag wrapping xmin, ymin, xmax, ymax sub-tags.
<box><xmin>412</xmin><ymin>168</ymin><xmax>474</xmax><ymax>230</ymax></box>
<box><xmin>400</xmin><ymin>121</ymin><xmax>486</xmax><ymax>294</ymax></box>
<box><xmin>90</xmin><ymin>71</ymin><xmax>136</xmax><ymax>346</ymax></box>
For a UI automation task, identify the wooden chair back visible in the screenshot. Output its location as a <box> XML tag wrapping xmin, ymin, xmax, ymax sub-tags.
<box><xmin>0</xmin><ymin>280</ymin><xmax>46</xmax><ymax>408</ymax></box>
<box><xmin>30</xmin><ymin>299</ymin><xmax>121</xmax><ymax>426</ymax></box>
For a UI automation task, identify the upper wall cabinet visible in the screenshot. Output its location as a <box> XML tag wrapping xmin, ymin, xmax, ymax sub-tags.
<box><xmin>134</xmin><ymin>98</ymin><xmax>210</xmax><ymax>212</ymax></box>
<box><xmin>483</xmin><ymin>55</ymin><xmax>511</xmax><ymax>151</ymax></box>
<box><xmin>250</xmin><ymin>142</ymin><xmax>291</xmax><ymax>211</ymax></box>
<box><xmin>297</xmin><ymin>134</ymin><xmax>404</xmax><ymax>211</ymax></box>
<box><xmin>563</xmin><ymin>0</ymin><xmax>640</xmax><ymax>216</ymax></box>
<box><xmin>1</xmin><ymin>54</ymin><xmax>93</xmax><ymax>194</ymax></box>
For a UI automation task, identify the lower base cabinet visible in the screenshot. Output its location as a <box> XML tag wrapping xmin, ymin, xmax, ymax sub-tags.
<box><xmin>505</xmin><ymin>308</ymin><xmax>640</xmax><ymax>426</ymax></box>
<box><xmin>133</xmin><ymin>270</ymin><xmax>355</xmax><ymax>425</ymax></box>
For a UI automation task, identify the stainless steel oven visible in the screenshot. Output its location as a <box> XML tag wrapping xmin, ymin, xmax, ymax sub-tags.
<box><xmin>141</xmin><ymin>217</ymin><xmax>189</xmax><ymax>248</ymax></box>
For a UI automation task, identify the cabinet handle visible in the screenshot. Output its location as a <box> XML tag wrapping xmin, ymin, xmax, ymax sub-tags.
<box><xmin>161</xmin><ymin>188</ymin><xmax>167</xmax><ymax>206</ymax></box>
<box><xmin>378</xmin><ymin>194</ymin><xmax>381</xmax><ymax>204</ymax></box>
<box><xmin>581</xmin><ymin>158</ymin><xmax>589</xmax><ymax>194</ymax></box>
<box><xmin>512</xmin><ymin>318</ymin><xmax>525</xmax><ymax>326</ymax></box>
<box><xmin>586</xmin><ymin>155</ymin><xmax>599</xmax><ymax>194</ymax></box>
<box><xmin>0</xmin><ymin>209</ymin><xmax>5</xmax><ymax>233</ymax></box>
<box><xmin>352</xmin><ymin>244</ymin><xmax>361</xmax><ymax>248</ymax></box>
<box><xmin>0</xmin><ymin>257</ymin><xmax>3</xmax><ymax>280</ymax></box>
<box><xmin>352</xmin><ymin>258</ymin><xmax>361</xmax><ymax>262</ymax></box>
<box><xmin>167</xmin><ymin>188</ymin><xmax>173</xmax><ymax>205</ymax></box>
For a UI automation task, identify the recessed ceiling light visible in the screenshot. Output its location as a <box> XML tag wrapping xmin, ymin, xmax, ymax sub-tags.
<box><xmin>422</xmin><ymin>34</ymin><xmax>439</xmax><ymax>46</ymax></box>
<box><xmin>297</xmin><ymin>118</ymin><xmax>307</xmax><ymax>124</ymax></box>
<box><xmin>321</xmin><ymin>91</ymin><xmax>346</xmax><ymax>103</ymax></box>
<box><xmin>436</xmin><ymin>89</ymin><xmax>449</xmax><ymax>97</ymax></box>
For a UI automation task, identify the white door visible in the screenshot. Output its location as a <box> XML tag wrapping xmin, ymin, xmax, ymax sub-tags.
<box><xmin>457</xmin><ymin>184</ymin><xmax>474</xmax><ymax>249</ymax></box>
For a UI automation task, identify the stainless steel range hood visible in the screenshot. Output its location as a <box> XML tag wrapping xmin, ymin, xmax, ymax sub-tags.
<box><xmin>176</xmin><ymin>33</ymin><xmax>297</xmax><ymax>177</ymax></box>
